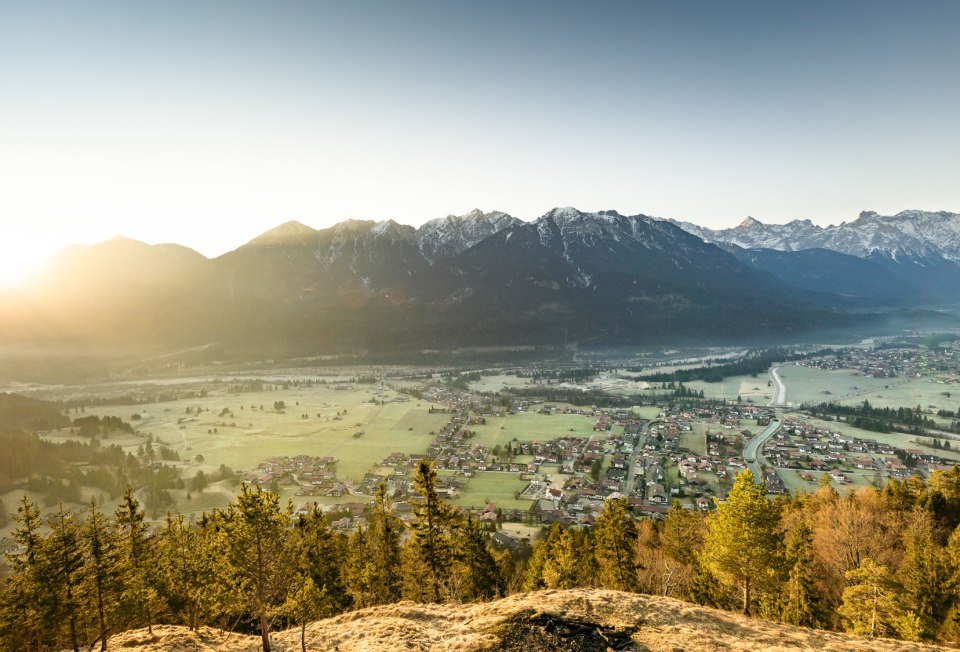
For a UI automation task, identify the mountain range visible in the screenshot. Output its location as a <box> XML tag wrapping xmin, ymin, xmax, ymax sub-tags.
<box><xmin>674</xmin><ymin>210</ymin><xmax>960</xmax><ymax>304</ymax></box>
<box><xmin>1</xmin><ymin>207</ymin><xmax>958</xmax><ymax>358</ymax></box>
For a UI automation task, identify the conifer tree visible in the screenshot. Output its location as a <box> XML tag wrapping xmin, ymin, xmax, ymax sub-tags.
<box><xmin>290</xmin><ymin>505</ymin><xmax>350</xmax><ymax>616</ymax></box>
<box><xmin>49</xmin><ymin>503</ymin><xmax>84</xmax><ymax>652</ymax></box>
<box><xmin>85</xmin><ymin>499</ymin><xmax>122</xmax><ymax>652</ymax></box>
<box><xmin>838</xmin><ymin>558</ymin><xmax>920</xmax><ymax>640</ymax></box>
<box><xmin>782</xmin><ymin>521</ymin><xmax>821</xmax><ymax>628</ymax></box>
<box><xmin>899</xmin><ymin>514</ymin><xmax>954</xmax><ymax>638</ymax></box>
<box><xmin>345</xmin><ymin>484</ymin><xmax>403</xmax><ymax>607</ymax></box>
<box><xmin>403</xmin><ymin>461</ymin><xmax>455</xmax><ymax>602</ymax></box>
<box><xmin>220</xmin><ymin>484</ymin><xmax>294</xmax><ymax>652</ymax></box>
<box><xmin>542</xmin><ymin>526</ymin><xmax>580</xmax><ymax>589</ymax></box>
<box><xmin>4</xmin><ymin>496</ymin><xmax>50</xmax><ymax>651</ymax></box>
<box><xmin>452</xmin><ymin>516</ymin><xmax>502</xmax><ymax>601</ymax></box>
<box><xmin>523</xmin><ymin>523</ymin><xmax>563</xmax><ymax>591</ymax></box>
<box><xmin>661</xmin><ymin>501</ymin><xmax>705</xmax><ymax>567</ymax></box>
<box><xmin>154</xmin><ymin>513</ymin><xmax>226</xmax><ymax>630</ymax></box>
<box><xmin>115</xmin><ymin>487</ymin><xmax>160</xmax><ymax>633</ymax></box>
<box><xmin>594</xmin><ymin>497</ymin><xmax>638</xmax><ymax>591</ymax></box>
<box><xmin>280</xmin><ymin>574</ymin><xmax>326</xmax><ymax>652</ymax></box>
<box><xmin>701</xmin><ymin>469</ymin><xmax>783</xmax><ymax>615</ymax></box>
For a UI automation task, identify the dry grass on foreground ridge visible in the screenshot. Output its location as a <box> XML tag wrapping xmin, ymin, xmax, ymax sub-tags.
<box><xmin>108</xmin><ymin>588</ymin><xmax>950</xmax><ymax>651</ymax></box>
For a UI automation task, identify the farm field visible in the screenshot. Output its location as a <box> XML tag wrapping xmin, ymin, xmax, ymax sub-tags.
<box><xmin>451</xmin><ymin>473</ymin><xmax>530</xmax><ymax>511</ymax></box>
<box><xmin>468</xmin><ymin>374</ymin><xmax>537</xmax><ymax>393</ymax></box>
<box><xmin>634</xmin><ymin>406</ymin><xmax>662</xmax><ymax>420</ymax></box>
<box><xmin>52</xmin><ymin>383</ymin><xmax>449</xmax><ymax>481</ymax></box>
<box><xmin>685</xmin><ymin>374</ymin><xmax>772</xmax><ymax>403</ymax></box>
<box><xmin>776</xmin><ymin>364</ymin><xmax>897</xmax><ymax>406</ymax></box>
<box><xmin>466</xmin><ymin>409</ymin><xmax>597</xmax><ymax>449</ymax></box>
<box><xmin>776</xmin><ymin>468</ymin><xmax>878</xmax><ymax>495</ymax></box>
<box><xmin>833</xmin><ymin>378</ymin><xmax>959</xmax><ymax>416</ymax></box>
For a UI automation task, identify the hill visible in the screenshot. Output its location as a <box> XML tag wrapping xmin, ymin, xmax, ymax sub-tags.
<box><xmin>108</xmin><ymin>589</ymin><xmax>947</xmax><ymax>651</ymax></box>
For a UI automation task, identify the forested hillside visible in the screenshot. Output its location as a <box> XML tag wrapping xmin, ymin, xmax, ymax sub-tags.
<box><xmin>6</xmin><ymin>461</ymin><xmax>960</xmax><ymax>650</ymax></box>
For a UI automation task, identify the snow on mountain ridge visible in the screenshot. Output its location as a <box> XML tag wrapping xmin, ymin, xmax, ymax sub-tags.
<box><xmin>416</xmin><ymin>209</ymin><xmax>523</xmax><ymax>263</ymax></box>
<box><xmin>677</xmin><ymin>210</ymin><xmax>960</xmax><ymax>263</ymax></box>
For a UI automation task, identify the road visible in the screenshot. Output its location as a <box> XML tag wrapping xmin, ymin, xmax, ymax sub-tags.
<box><xmin>769</xmin><ymin>365</ymin><xmax>786</xmax><ymax>406</ymax></box>
<box><xmin>624</xmin><ymin>422</ymin><xmax>651</xmax><ymax>496</ymax></box>
<box><xmin>743</xmin><ymin>419</ymin><xmax>781</xmax><ymax>483</ymax></box>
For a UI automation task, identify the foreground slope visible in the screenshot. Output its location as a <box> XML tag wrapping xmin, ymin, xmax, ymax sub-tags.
<box><xmin>109</xmin><ymin>589</ymin><xmax>947</xmax><ymax>651</ymax></box>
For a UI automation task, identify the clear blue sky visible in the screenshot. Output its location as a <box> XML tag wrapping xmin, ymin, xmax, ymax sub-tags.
<box><xmin>1</xmin><ymin>1</ymin><xmax>958</xmax><ymax>274</ymax></box>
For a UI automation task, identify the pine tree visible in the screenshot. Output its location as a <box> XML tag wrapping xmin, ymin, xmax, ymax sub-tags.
<box><xmin>220</xmin><ymin>484</ymin><xmax>294</xmax><ymax>652</ymax></box>
<box><xmin>115</xmin><ymin>486</ymin><xmax>161</xmax><ymax>633</ymax></box>
<box><xmin>49</xmin><ymin>503</ymin><xmax>85</xmax><ymax>652</ymax></box>
<box><xmin>403</xmin><ymin>461</ymin><xmax>455</xmax><ymax>602</ymax></box>
<box><xmin>85</xmin><ymin>499</ymin><xmax>122</xmax><ymax>652</ymax></box>
<box><xmin>661</xmin><ymin>501</ymin><xmax>705</xmax><ymax>566</ymax></box>
<box><xmin>899</xmin><ymin>514</ymin><xmax>954</xmax><ymax>638</ymax></box>
<box><xmin>782</xmin><ymin>521</ymin><xmax>821</xmax><ymax>628</ymax></box>
<box><xmin>593</xmin><ymin>497</ymin><xmax>638</xmax><ymax>591</ymax></box>
<box><xmin>838</xmin><ymin>558</ymin><xmax>920</xmax><ymax>640</ymax></box>
<box><xmin>542</xmin><ymin>526</ymin><xmax>580</xmax><ymax>589</ymax></box>
<box><xmin>290</xmin><ymin>505</ymin><xmax>350</xmax><ymax>616</ymax></box>
<box><xmin>4</xmin><ymin>496</ymin><xmax>50</xmax><ymax>651</ymax></box>
<box><xmin>154</xmin><ymin>513</ymin><xmax>226</xmax><ymax>630</ymax></box>
<box><xmin>523</xmin><ymin>524</ymin><xmax>564</xmax><ymax>591</ymax></box>
<box><xmin>451</xmin><ymin>517</ymin><xmax>502</xmax><ymax>601</ymax></box>
<box><xmin>345</xmin><ymin>484</ymin><xmax>403</xmax><ymax>606</ymax></box>
<box><xmin>701</xmin><ymin>469</ymin><xmax>783</xmax><ymax>615</ymax></box>
<box><xmin>280</xmin><ymin>575</ymin><xmax>326</xmax><ymax>652</ymax></box>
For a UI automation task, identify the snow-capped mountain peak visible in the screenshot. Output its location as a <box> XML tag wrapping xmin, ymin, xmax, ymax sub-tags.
<box><xmin>416</xmin><ymin>209</ymin><xmax>523</xmax><ymax>263</ymax></box>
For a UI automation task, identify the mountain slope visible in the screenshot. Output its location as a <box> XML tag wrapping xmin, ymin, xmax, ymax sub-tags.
<box><xmin>420</xmin><ymin>208</ymin><xmax>844</xmax><ymax>346</ymax></box>
<box><xmin>5</xmin><ymin>206</ymin><xmax>951</xmax><ymax>355</ymax></box>
<box><xmin>108</xmin><ymin>589</ymin><xmax>948</xmax><ymax>651</ymax></box>
<box><xmin>417</xmin><ymin>208</ymin><xmax>522</xmax><ymax>263</ymax></box>
<box><xmin>720</xmin><ymin>245</ymin><xmax>918</xmax><ymax>307</ymax></box>
<box><xmin>680</xmin><ymin>210</ymin><xmax>960</xmax><ymax>260</ymax></box>
<box><xmin>676</xmin><ymin>210</ymin><xmax>960</xmax><ymax>301</ymax></box>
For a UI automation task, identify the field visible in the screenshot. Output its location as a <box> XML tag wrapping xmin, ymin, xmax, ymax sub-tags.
<box><xmin>685</xmin><ymin>374</ymin><xmax>773</xmax><ymax>403</ymax></box>
<box><xmin>468</xmin><ymin>374</ymin><xmax>537</xmax><ymax>393</ymax></box>
<box><xmin>776</xmin><ymin>363</ymin><xmax>899</xmax><ymax>406</ymax></box>
<box><xmin>466</xmin><ymin>409</ymin><xmax>598</xmax><ymax>449</ymax></box>
<box><xmin>75</xmin><ymin>384</ymin><xmax>450</xmax><ymax>482</ymax></box>
<box><xmin>634</xmin><ymin>406</ymin><xmax>662</xmax><ymax>420</ymax></box>
<box><xmin>776</xmin><ymin>468</ymin><xmax>878</xmax><ymax>495</ymax></box>
<box><xmin>785</xmin><ymin>413</ymin><xmax>960</xmax><ymax>462</ymax></box>
<box><xmin>451</xmin><ymin>473</ymin><xmax>530</xmax><ymax>510</ymax></box>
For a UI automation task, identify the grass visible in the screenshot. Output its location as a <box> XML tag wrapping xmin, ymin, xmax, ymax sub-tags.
<box><xmin>685</xmin><ymin>374</ymin><xmax>772</xmax><ymax>402</ymax></box>
<box><xmin>785</xmin><ymin>413</ymin><xmax>960</xmax><ymax>462</ymax></box>
<box><xmin>776</xmin><ymin>363</ymin><xmax>896</xmax><ymax>406</ymax></box>
<box><xmin>451</xmin><ymin>473</ymin><xmax>530</xmax><ymax>510</ymax></box>
<box><xmin>467</xmin><ymin>410</ymin><xmax>597</xmax><ymax>449</ymax></box>
<box><xmin>56</xmin><ymin>384</ymin><xmax>449</xmax><ymax>483</ymax></box>
<box><xmin>633</xmin><ymin>406</ymin><xmax>661</xmax><ymax>420</ymax></box>
<box><xmin>680</xmin><ymin>428</ymin><xmax>707</xmax><ymax>455</ymax></box>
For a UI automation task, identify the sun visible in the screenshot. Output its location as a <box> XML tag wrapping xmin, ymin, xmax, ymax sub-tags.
<box><xmin>0</xmin><ymin>240</ymin><xmax>52</xmax><ymax>287</ymax></box>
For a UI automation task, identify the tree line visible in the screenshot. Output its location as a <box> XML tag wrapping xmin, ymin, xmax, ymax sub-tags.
<box><xmin>8</xmin><ymin>463</ymin><xmax>960</xmax><ymax>650</ymax></box>
<box><xmin>808</xmin><ymin>400</ymin><xmax>959</xmax><ymax>435</ymax></box>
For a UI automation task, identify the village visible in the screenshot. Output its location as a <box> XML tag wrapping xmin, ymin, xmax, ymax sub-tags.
<box><xmin>237</xmin><ymin>363</ymin><xmax>960</xmax><ymax>544</ymax></box>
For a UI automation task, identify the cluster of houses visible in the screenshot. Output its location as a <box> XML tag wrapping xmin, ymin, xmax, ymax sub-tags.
<box><xmin>243</xmin><ymin>455</ymin><xmax>347</xmax><ymax>497</ymax></box>
<box><xmin>766</xmin><ymin>417</ymin><xmax>953</xmax><ymax>484</ymax></box>
<box><xmin>800</xmin><ymin>343</ymin><xmax>960</xmax><ymax>383</ymax></box>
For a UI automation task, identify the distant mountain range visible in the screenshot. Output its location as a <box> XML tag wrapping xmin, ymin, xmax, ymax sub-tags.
<box><xmin>673</xmin><ymin>210</ymin><xmax>960</xmax><ymax>304</ymax></box>
<box><xmin>1</xmin><ymin>207</ymin><xmax>957</xmax><ymax>357</ymax></box>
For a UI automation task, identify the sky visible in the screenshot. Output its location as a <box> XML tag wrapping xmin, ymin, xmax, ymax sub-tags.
<box><xmin>1</xmin><ymin>0</ymin><xmax>959</xmax><ymax>280</ymax></box>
